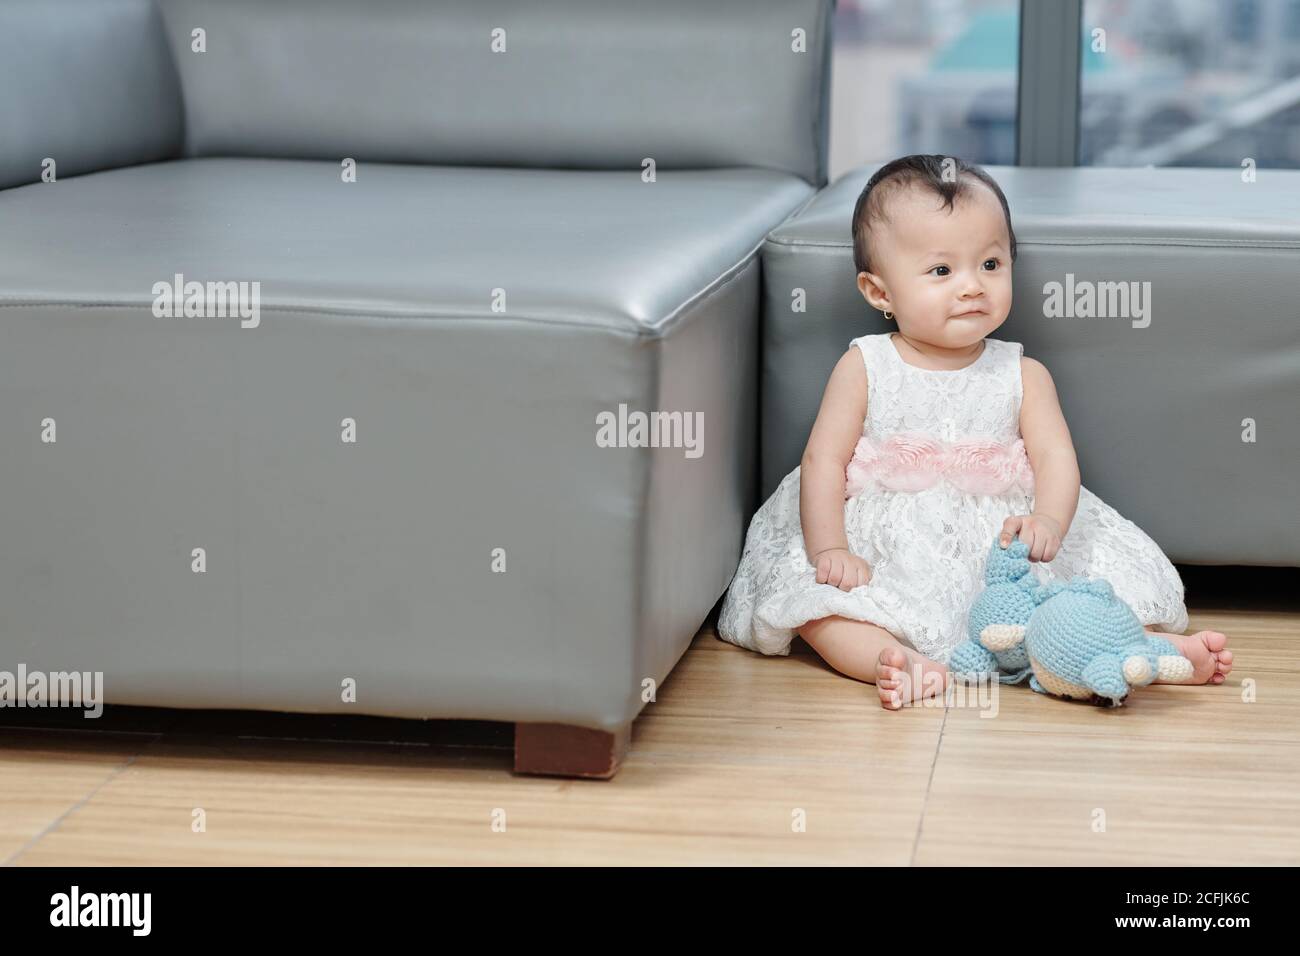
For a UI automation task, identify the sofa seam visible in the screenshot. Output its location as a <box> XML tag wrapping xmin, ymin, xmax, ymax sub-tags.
<box><xmin>148</xmin><ymin>0</ymin><xmax>189</xmax><ymax>164</ymax></box>
<box><xmin>0</xmin><ymin>300</ymin><xmax>676</xmax><ymax>341</ymax></box>
<box><xmin>811</xmin><ymin>0</ymin><xmax>833</xmax><ymax>190</ymax></box>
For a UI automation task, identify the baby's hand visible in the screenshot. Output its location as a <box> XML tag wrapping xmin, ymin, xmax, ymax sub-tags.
<box><xmin>811</xmin><ymin>548</ymin><xmax>873</xmax><ymax>591</ymax></box>
<box><xmin>999</xmin><ymin>513</ymin><xmax>1063</xmax><ymax>562</ymax></box>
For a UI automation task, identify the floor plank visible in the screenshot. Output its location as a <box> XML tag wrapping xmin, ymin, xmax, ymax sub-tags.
<box><xmin>0</xmin><ymin>731</ymin><xmax>156</xmax><ymax>864</ymax></box>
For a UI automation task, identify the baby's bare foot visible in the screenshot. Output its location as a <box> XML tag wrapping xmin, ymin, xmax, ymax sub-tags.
<box><xmin>875</xmin><ymin>646</ymin><xmax>949</xmax><ymax>710</ymax></box>
<box><xmin>1155</xmin><ymin>630</ymin><xmax>1232</xmax><ymax>685</ymax></box>
<box><xmin>875</xmin><ymin>647</ymin><xmax>909</xmax><ymax>710</ymax></box>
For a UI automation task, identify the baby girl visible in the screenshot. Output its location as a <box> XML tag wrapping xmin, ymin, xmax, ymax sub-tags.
<box><xmin>718</xmin><ymin>154</ymin><xmax>1232</xmax><ymax>710</ymax></box>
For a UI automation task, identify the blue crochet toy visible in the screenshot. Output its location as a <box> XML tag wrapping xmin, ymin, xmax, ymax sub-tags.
<box><xmin>951</xmin><ymin>535</ymin><xmax>1193</xmax><ymax>706</ymax></box>
<box><xmin>948</xmin><ymin>537</ymin><xmax>1038</xmax><ymax>683</ymax></box>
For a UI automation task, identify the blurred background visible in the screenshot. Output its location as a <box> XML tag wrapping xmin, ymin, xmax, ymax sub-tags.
<box><xmin>829</xmin><ymin>0</ymin><xmax>1300</xmax><ymax>179</ymax></box>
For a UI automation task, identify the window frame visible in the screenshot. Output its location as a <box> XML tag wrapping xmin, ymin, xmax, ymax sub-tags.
<box><xmin>1016</xmin><ymin>0</ymin><xmax>1083</xmax><ymax>165</ymax></box>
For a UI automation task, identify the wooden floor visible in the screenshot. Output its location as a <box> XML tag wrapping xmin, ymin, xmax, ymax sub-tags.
<box><xmin>2</xmin><ymin>565</ymin><xmax>1297</xmax><ymax>865</ymax></box>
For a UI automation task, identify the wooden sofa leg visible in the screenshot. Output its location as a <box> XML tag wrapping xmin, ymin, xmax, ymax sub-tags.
<box><xmin>514</xmin><ymin>722</ymin><xmax>631</xmax><ymax>779</ymax></box>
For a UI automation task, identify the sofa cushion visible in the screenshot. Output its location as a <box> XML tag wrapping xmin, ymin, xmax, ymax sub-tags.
<box><xmin>0</xmin><ymin>158</ymin><xmax>810</xmax><ymax>333</ymax></box>
<box><xmin>0</xmin><ymin>158</ymin><xmax>811</xmax><ymax>727</ymax></box>
<box><xmin>154</xmin><ymin>0</ymin><xmax>834</xmax><ymax>187</ymax></box>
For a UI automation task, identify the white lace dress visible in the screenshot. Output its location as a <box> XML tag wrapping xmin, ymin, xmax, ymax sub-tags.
<box><xmin>718</xmin><ymin>332</ymin><xmax>1189</xmax><ymax>663</ymax></box>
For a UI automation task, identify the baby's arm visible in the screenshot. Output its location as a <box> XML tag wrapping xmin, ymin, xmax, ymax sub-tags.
<box><xmin>800</xmin><ymin>350</ymin><xmax>872</xmax><ymax>589</ymax></box>
<box><xmin>1007</xmin><ymin>356</ymin><xmax>1081</xmax><ymax>560</ymax></box>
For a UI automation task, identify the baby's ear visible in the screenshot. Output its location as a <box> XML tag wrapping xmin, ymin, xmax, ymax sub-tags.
<box><xmin>856</xmin><ymin>270</ymin><xmax>888</xmax><ymax>307</ymax></box>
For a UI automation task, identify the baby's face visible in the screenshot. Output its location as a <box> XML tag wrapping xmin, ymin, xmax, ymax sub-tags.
<box><xmin>858</xmin><ymin>180</ymin><xmax>1012</xmax><ymax>350</ymax></box>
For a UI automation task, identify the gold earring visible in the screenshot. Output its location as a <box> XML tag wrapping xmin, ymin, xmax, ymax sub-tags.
<box><xmin>883</xmin><ymin>310</ymin><xmax>894</xmax><ymax>321</ymax></box>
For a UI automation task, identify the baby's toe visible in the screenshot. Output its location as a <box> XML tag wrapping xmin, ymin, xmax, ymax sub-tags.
<box><xmin>1199</xmin><ymin>630</ymin><xmax>1228</xmax><ymax>653</ymax></box>
<box><xmin>877</xmin><ymin>646</ymin><xmax>908</xmax><ymax>671</ymax></box>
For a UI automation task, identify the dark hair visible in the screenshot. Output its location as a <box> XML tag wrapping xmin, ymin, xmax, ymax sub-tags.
<box><xmin>851</xmin><ymin>154</ymin><xmax>1018</xmax><ymax>276</ymax></box>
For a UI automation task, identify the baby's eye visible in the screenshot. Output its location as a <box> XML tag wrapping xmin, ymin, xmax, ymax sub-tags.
<box><xmin>929</xmin><ymin>265</ymin><xmax>951</xmax><ymax>277</ymax></box>
<box><xmin>982</xmin><ymin>258</ymin><xmax>1000</xmax><ymax>271</ymax></box>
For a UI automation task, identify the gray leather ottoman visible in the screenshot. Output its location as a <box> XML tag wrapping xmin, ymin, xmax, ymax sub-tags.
<box><xmin>0</xmin><ymin>0</ymin><xmax>833</xmax><ymax>777</ymax></box>
<box><xmin>761</xmin><ymin>164</ymin><xmax>1300</xmax><ymax>568</ymax></box>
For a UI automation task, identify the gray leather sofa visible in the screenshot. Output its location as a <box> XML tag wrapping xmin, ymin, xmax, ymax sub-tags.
<box><xmin>762</xmin><ymin>164</ymin><xmax>1300</xmax><ymax>567</ymax></box>
<box><xmin>0</xmin><ymin>0</ymin><xmax>833</xmax><ymax>776</ymax></box>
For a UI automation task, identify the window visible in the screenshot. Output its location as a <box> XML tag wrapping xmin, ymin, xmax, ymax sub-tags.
<box><xmin>829</xmin><ymin>0</ymin><xmax>1300</xmax><ymax>171</ymax></box>
<box><xmin>1079</xmin><ymin>0</ymin><xmax>1300</xmax><ymax>167</ymax></box>
<box><xmin>829</xmin><ymin>0</ymin><xmax>1021</xmax><ymax>181</ymax></box>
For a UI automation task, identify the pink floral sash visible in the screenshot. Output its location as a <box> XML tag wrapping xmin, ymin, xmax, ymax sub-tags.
<box><xmin>844</xmin><ymin>432</ymin><xmax>1035</xmax><ymax>497</ymax></box>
